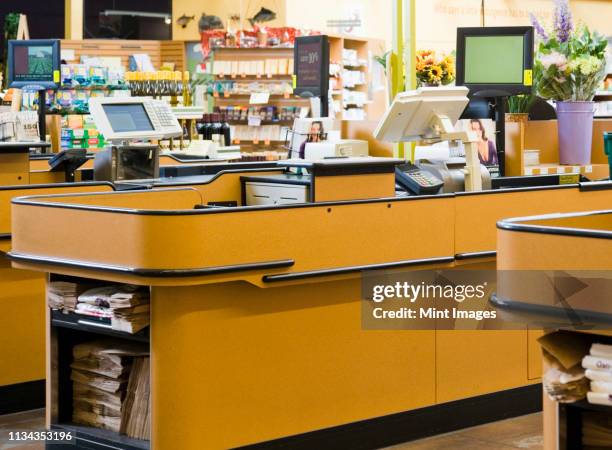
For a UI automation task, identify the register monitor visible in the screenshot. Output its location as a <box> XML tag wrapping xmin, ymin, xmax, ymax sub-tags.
<box><xmin>7</xmin><ymin>39</ymin><xmax>61</xmax><ymax>89</ymax></box>
<box><xmin>456</xmin><ymin>26</ymin><xmax>534</xmax><ymax>97</ymax></box>
<box><xmin>89</xmin><ymin>97</ymin><xmax>182</xmax><ymax>142</ymax></box>
<box><xmin>374</xmin><ymin>87</ymin><xmax>469</xmax><ymax>142</ymax></box>
<box><xmin>374</xmin><ymin>86</ymin><xmax>486</xmax><ymax>192</ymax></box>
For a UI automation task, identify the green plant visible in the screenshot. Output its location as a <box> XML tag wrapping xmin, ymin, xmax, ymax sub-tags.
<box><xmin>373</xmin><ymin>51</ymin><xmax>390</xmax><ymax>74</ymax></box>
<box><xmin>2</xmin><ymin>13</ymin><xmax>20</xmax><ymax>89</ymax></box>
<box><xmin>531</xmin><ymin>1</ymin><xmax>607</xmax><ymax>101</ymax></box>
<box><xmin>507</xmin><ymin>94</ymin><xmax>536</xmax><ymax>114</ymax></box>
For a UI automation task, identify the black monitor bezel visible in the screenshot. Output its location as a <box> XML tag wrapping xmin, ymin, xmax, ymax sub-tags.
<box><xmin>293</xmin><ymin>35</ymin><xmax>330</xmax><ymax>98</ymax></box>
<box><xmin>456</xmin><ymin>26</ymin><xmax>534</xmax><ymax>97</ymax></box>
<box><xmin>8</xmin><ymin>39</ymin><xmax>61</xmax><ymax>89</ymax></box>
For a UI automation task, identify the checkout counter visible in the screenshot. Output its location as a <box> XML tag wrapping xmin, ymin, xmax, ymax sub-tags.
<box><xmin>496</xmin><ymin>210</ymin><xmax>612</xmax><ymax>450</ymax></box>
<box><xmin>3</xmin><ymin>88</ymin><xmax>612</xmax><ymax>448</ymax></box>
<box><xmin>0</xmin><ymin>100</ymin><xmax>280</xmax><ymax>411</ymax></box>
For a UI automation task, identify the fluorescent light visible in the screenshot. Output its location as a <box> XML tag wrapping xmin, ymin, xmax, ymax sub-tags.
<box><xmin>102</xmin><ymin>10</ymin><xmax>170</xmax><ymax>20</ymax></box>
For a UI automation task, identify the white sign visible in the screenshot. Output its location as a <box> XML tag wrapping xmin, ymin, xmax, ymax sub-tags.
<box><xmin>249</xmin><ymin>92</ymin><xmax>270</xmax><ymax>105</ymax></box>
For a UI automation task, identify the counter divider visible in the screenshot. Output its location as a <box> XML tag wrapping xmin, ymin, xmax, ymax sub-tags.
<box><xmin>7</xmin><ymin>252</ymin><xmax>295</xmax><ymax>278</ymax></box>
<box><xmin>262</xmin><ymin>256</ymin><xmax>455</xmax><ymax>283</ymax></box>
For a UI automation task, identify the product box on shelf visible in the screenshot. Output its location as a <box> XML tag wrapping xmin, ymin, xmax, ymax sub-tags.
<box><xmin>60</xmin><ymin>115</ymin><xmax>106</xmax><ymax>150</ymax></box>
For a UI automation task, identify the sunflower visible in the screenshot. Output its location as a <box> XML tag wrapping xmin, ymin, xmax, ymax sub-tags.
<box><xmin>429</xmin><ymin>65</ymin><xmax>443</xmax><ymax>79</ymax></box>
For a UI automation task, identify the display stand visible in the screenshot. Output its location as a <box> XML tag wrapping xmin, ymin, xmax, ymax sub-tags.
<box><xmin>374</xmin><ymin>86</ymin><xmax>484</xmax><ymax>191</ymax></box>
<box><xmin>294</xmin><ymin>35</ymin><xmax>330</xmax><ymax>118</ymax></box>
<box><xmin>429</xmin><ymin>113</ymin><xmax>482</xmax><ymax>191</ymax></box>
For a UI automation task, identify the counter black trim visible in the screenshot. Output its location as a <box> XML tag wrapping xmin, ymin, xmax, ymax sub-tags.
<box><xmin>7</xmin><ymin>252</ymin><xmax>295</xmax><ymax>278</ymax></box>
<box><xmin>262</xmin><ymin>256</ymin><xmax>455</xmax><ymax>282</ymax></box>
<box><xmin>0</xmin><ymin>181</ymin><xmax>114</xmax><ymax>192</ymax></box>
<box><xmin>490</xmin><ymin>293</ymin><xmax>612</xmax><ymax>326</ymax></box>
<box><xmin>0</xmin><ymin>233</ymin><xmax>10</xmax><ymax>240</ymax></box>
<box><xmin>457</xmin><ymin>183</ymin><xmax>576</xmax><ymax>196</ymax></box>
<box><xmin>0</xmin><ymin>380</ymin><xmax>45</xmax><ymax>415</ymax></box>
<box><xmin>579</xmin><ymin>181</ymin><xmax>612</xmax><ymax>191</ymax></box>
<box><xmin>236</xmin><ymin>384</ymin><xmax>542</xmax><ymax>450</ymax></box>
<box><xmin>497</xmin><ymin>218</ymin><xmax>612</xmax><ymax>240</ymax></box>
<box><xmin>13</xmin><ymin>190</ymin><xmax>453</xmax><ymax>216</ymax></box>
<box><xmin>119</xmin><ymin>167</ymin><xmax>286</xmax><ymax>189</ymax></box>
<box><xmin>278</xmin><ymin>158</ymin><xmax>403</xmax><ymax>177</ymax></box>
<box><xmin>454</xmin><ymin>251</ymin><xmax>497</xmax><ymax>260</ymax></box>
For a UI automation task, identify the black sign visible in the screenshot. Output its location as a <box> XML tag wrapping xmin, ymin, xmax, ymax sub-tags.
<box><xmin>294</xmin><ymin>35</ymin><xmax>329</xmax><ymax>98</ymax></box>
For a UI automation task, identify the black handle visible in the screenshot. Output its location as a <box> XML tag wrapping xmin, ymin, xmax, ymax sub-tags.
<box><xmin>263</xmin><ymin>256</ymin><xmax>455</xmax><ymax>283</ymax></box>
<box><xmin>579</xmin><ymin>181</ymin><xmax>612</xmax><ymax>191</ymax></box>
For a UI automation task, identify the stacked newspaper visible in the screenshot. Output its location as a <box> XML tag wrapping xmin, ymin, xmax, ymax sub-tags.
<box><xmin>75</xmin><ymin>285</ymin><xmax>150</xmax><ymax>334</ymax></box>
<box><xmin>71</xmin><ymin>340</ymin><xmax>148</xmax><ymax>435</ymax></box>
<box><xmin>583</xmin><ymin>343</ymin><xmax>612</xmax><ymax>407</ymax></box>
<box><xmin>120</xmin><ymin>357</ymin><xmax>151</xmax><ymax>440</ymax></box>
<box><xmin>47</xmin><ymin>281</ymin><xmax>89</xmax><ymax>312</ymax></box>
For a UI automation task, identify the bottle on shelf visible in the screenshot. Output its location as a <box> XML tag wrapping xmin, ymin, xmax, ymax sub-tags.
<box><xmin>210</xmin><ymin>113</ymin><xmax>223</xmax><ymax>144</ymax></box>
<box><xmin>170</xmin><ymin>71</ymin><xmax>182</xmax><ymax>107</ymax></box>
<box><xmin>198</xmin><ymin>114</ymin><xmax>212</xmax><ymax>140</ymax></box>
<box><xmin>182</xmin><ymin>71</ymin><xmax>192</xmax><ymax>107</ymax></box>
<box><xmin>220</xmin><ymin>114</ymin><xmax>231</xmax><ymax>147</ymax></box>
<box><xmin>144</xmin><ymin>72</ymin><xmax>154</xmax><ymax>97</ymax></box>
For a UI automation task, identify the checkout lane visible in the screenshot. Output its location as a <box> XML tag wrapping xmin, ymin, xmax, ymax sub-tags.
<box><xmin>3</xmin><ymin>28</ymin><xmax>612</xmax><ymax>448</ymax></box>
<box><xmin>8</xmin><ymin>170</ymin><xmax>612</xmax><ymax>449</ymax></box>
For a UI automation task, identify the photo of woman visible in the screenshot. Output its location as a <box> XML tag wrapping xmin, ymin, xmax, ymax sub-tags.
<box><xmin>298</xmin><ymin>120</ymin><xmax>324</xmax><ymax>158</ymax></box>
<box><xmin>470</xmin><ymin>119</ymin><xmax>498</xmax><ymax>166</ymax></box>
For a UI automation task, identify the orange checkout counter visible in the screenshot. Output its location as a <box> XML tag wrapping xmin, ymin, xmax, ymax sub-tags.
<box><xmin>6</xmin><ymin>154</ymin><xmax>612</xmax><ymax>449</ymax></box>
<box><xmin>0</xmin><ymin>146</ymin><xmax>278</xmax><ymax>415</ymax></box>
<box><xmin>497</xmin><ymin>210</ymin><xmax>612</xmax><ymax>450</ymax></box>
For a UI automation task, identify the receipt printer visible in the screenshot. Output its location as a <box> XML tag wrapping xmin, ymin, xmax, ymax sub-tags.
<box><xmin>417</xmin><ymin>158</ymin><xmax>491</xmax><ymax>193</ymax></box>
<box><xmin>304</xmin><ymin>139</ymin><xmax>368</xmax><ymax>160</ymax></box>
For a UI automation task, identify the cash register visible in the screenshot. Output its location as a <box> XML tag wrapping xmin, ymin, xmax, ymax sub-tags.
<box><xmin>374</xmin><ymin>86</ymin><xmax>490</xmax><ymax>193</ymax></box>
<box><xmin>88</xmin><ymin>97</ymin><xmax>182</xmax><ymax>182</ymax></box>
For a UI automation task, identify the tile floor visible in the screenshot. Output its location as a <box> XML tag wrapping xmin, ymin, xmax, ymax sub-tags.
<box><xmin>0</xmin><ymin>409</ymin><xmax>543</xmax><ymax>450</ymax></box>
<box><xmin>387</xmin><ymin>413</ymin><xmax>543</xmax><ymax>450</ymax></box>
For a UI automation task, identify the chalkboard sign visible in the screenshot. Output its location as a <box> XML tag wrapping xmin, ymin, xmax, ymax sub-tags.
<box><xmin>294</xmin><ymin>35</ymin><xmax>329</xmax><ymax>98</ymax></box>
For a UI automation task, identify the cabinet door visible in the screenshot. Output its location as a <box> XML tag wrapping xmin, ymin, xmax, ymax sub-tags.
<box><xmin>436</xmin><ymin>330</ymin><xmax>529</xmax><ymax>403</ymax></box>
<box><xmin>528</xmin><ymin>328</ymin><xmax>544</xmax><ymax>380</ymax></box>
<box><xmin>151</xmin><ymin>279</ymin><xmax>436</xmax><ymax>449</ymax></box>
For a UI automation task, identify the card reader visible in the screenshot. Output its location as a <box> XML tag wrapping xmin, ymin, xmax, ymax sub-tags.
<box><xmin>395</xmin><ymin>163</ymin><xmax>444</xmax><ymax>195</ymax></box>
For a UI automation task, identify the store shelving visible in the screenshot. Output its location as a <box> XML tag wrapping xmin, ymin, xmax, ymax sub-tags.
<box><xmin>51</xmin><ymin>310</ymin><xmax>150</xmax><ymax>343</ymax></box>
<box><xmin>50</xmin><ymin>423</ymin><xmax>149</xmax><ymax>450</ymax></box>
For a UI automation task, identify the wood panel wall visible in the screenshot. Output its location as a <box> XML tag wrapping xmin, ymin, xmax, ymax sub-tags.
<box><xmin>60</xmin><ymin>39</ymin><xmax>185</xmax><ymax>71</ymax></box>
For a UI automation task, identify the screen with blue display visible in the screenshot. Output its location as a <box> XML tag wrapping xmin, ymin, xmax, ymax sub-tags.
<box><xmin>102</xmin><ymin>104</ymin><xmax>154</xmax><ymax>133</ymax></box>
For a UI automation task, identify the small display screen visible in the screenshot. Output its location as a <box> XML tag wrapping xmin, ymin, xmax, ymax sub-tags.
<box><xmin>296</xmin><ymin>41</ymin><xmax>322</xmax><ymax>88</ymax></box>
<box><xmin>13</xmin><ymin>45</ymin><xmax>54</xmax><ymax>82</ymax></box>
<box><xmin>102</xmin><ymin>104</ymin><xmax>154</xmax><ymax>133</ymax></box>
<box><xmin>464</xmin><ymin>35</ymin><xmax>524</xmax><ymax>84</ymax></box>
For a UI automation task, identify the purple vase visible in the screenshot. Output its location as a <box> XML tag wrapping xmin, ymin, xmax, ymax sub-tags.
<box><xmin>556</xmin><ymin>101</ymin><xmax>595</xmax><ymax>165</ymax></box>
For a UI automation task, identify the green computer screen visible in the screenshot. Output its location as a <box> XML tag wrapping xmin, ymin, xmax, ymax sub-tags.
<box><xmin>464</xmin><ymin>35</ymin><xmax>524</xmax><ymax>84</ymax></box>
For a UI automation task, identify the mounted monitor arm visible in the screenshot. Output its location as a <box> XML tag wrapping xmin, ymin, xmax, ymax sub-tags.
<box><xmin>374</xmin><ymin>86</ymin><xmax>484</xmax><ymax>192</ymax></box>
<box><xmin>429</xmin><ymin>114</ymin><xmax>482</xmax><ymax>191</ymax></box>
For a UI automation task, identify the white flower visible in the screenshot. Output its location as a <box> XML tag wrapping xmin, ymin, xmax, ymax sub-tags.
<box><xmin>539</xmin><ymin>51</ymin><xmax>568</xmax><ymax>71</ymax></box>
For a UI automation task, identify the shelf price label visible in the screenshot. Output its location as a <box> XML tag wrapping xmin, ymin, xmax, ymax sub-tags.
<box><xmin>249</xmin><ymin>92</ymin><xmax>270</xmax><ymax>104</ymax></box>
<box><xmin>248</xmin><ymin>115</ymin><xmax>262</xmax><ymax>127</ymax></box>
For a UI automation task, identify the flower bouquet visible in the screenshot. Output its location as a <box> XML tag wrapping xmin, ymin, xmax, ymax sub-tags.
<box><xmin>531</xmin><ymin>0</ymin><xmax>608</xmax><ymax>164</ymax></box>
<box><xmin>415</xmin><ymin>50</ymin><xmax>455</xmax><ymax>87</ymax></box>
